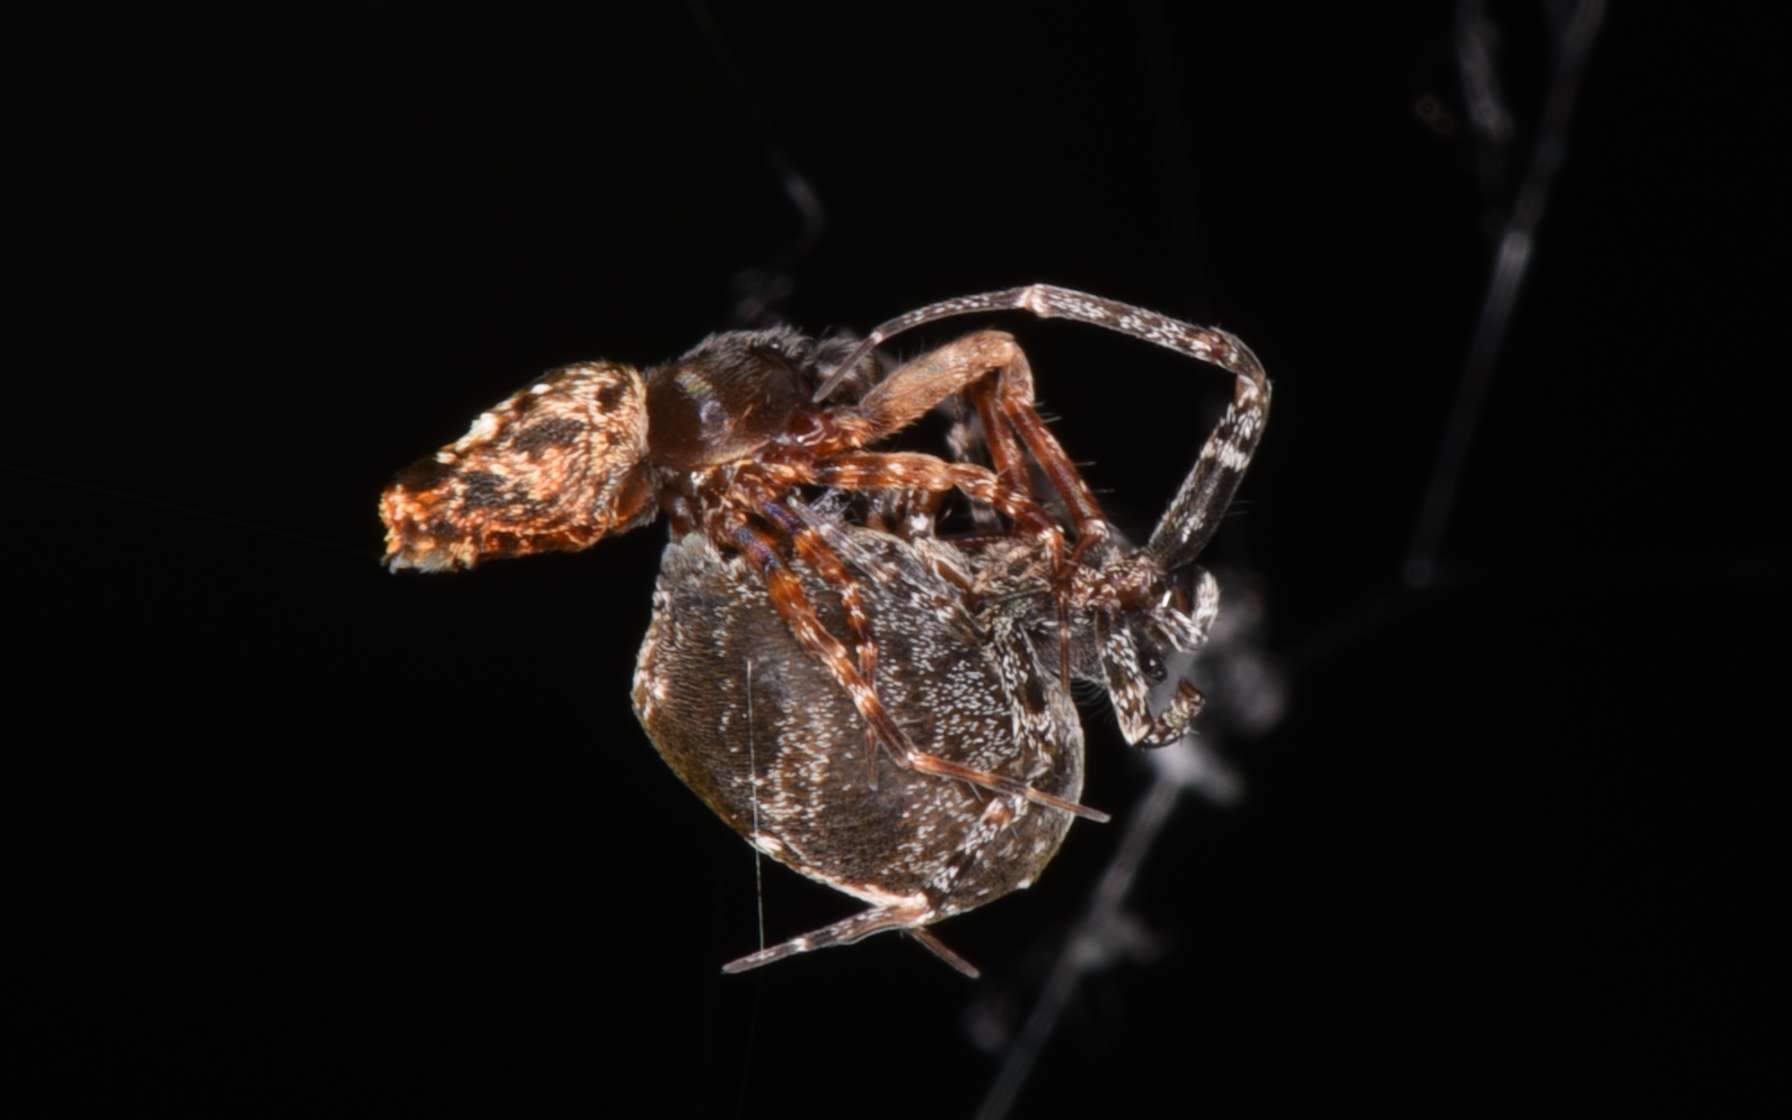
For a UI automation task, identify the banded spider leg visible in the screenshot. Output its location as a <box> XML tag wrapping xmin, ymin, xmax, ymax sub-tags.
<box><xmin>812</xmin><ymin>284</ymin><xmax>1273</xmax><ymax>748</ymax></box>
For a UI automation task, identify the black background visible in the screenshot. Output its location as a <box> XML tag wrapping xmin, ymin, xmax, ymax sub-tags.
<box><xmin>8</xmin><ymin>4</ymin><xmax>1787</xmax><ymax>1116</ymax></box>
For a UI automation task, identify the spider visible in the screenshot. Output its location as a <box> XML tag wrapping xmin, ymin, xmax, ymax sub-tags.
<box><xmin>378</xmin><ymin>285</ymin><xmax>1269</xmax><ymax>831</ymax></box>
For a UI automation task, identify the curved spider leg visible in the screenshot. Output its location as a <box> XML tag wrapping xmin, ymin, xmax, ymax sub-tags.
<box><xmin>1143</xmin><ymin>339</ymin><xmax>1272</xmax><ymax>573</ymax></box>
<box><xmin>961</xmin><ymin>336</ymin><xmax>1109</xmax><ymax>547</ymax></box>
<box><xmin>815</xmin><ymin>283</ymin><xmax>1268</xmax><ymax>408</ymax></box>
<box><xmin>816</xmin><ymin>281</ymin><xmax>1273</xmax><ymax>575</ymax></box>
<box><xmin>959</xmin><ymin>348</ymin><xmax>1109</xmax><ymax>690</ymax></box>
<box><xmin>839</xmin><ymin>330</ymin><xmax>1105</xmax><ymax>538</ymax></box>
<box><xmin>833</xmin><ymin>328</ymin><xmax>1115</xmax><ymax>685</ymax></box>
<box><xmin>727</xmin><ymin>520</ymin><xmax>1108</xmax><ymax>823</ymax></box>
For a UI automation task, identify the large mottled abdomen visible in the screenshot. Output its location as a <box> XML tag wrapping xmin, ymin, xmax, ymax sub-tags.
<box><xmin>631</xmin><ymin>528</ymin><xmax>1083</xmax><ymax>919</ymax></box>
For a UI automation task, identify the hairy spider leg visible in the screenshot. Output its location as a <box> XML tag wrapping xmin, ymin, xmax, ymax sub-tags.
<box><xmin>839</xmin><ymin>329</ymin><xmax>1115</xmax><ymax>686</ymax></box>
<box><xmin>815</xmin><ymin>283</ymin><xmax>1267</xmax><ymax>407</ymax></box>
<box><xmin>724</xmin><ymin>520</ymin><xmax>1107</xmax><ymax>823</ymax></box>
<box><xmin>717</xmin><ymin>895</ymin><xmax>978</xmax><ymax>980</ymax></box>
<box><xmin>1079</xmin><ymin>332</ymin><xmax>1268</xmax><ymax>746</ymax></box>
<box><xmin>817</xmin><ymin>284</ymin><xmax>1273</xmax><ymax>749</ymax></box>
<box><xmin>1144</xmin><ymin>337</ymin><xmax>1271</xmax><ymax>571</ymax></box>
<box><xmin>721</xmin><ymin>901</ymin><xmax>938</xmax><ymax>975</ymax></box>
<box><xmin>807</xmin><ymin>452</ymin><xmax>1061</xmax><ymax>538</ymax></box>
<box><xmin>819</xmin><ymin>282</ymin><xmax>1274</xmax><ymax>571</ymax></box>
<box><xmin>754</xmin><ymin>498</ymin><xmax>882</xmax><ymax>783</ymax></box>
<box><xmin>844</xmin><ymin>331</ymin><xmax>1105</xmax><ymax>538</ymax></box>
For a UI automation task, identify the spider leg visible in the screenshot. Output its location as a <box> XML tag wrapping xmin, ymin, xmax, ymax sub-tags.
<box><xmin>815</xmin><ymin>283</ymin><xmax>1267</xmax><ymax>406</ymax></box>
<box><xmin>962</xmin><ymin>362</ymin><xmax>1109</xmax><ymax>689</ymax></box>
<box><xmin>839</xmin><ymin>328</ymin><xmax>1124</xmax><ymax>687</ymax></box>
<box><xmin>810</xmin><ymin>452</ymin><xmax>1063</xmax><ymax>540</ymax></box>
<box><xmin>905</xmin><ymin>928</ymin><xmax>980</xmax><ymax>979</ymax></box>
<box><xmin>945</xmin><ymin>400</ymin><xmax>1004</xmax><ymax>533</ymax></box>
<box><xmin>754</xmin><ymin>499</ymin><xmax>881</xmax><ymax>784</ymax></box>
<box><xmin>1144</xmin><ymin>343</ymin><xmax>1272</xmax><ymax>572</ymax></box>
<box><xmin>817</xmin><ymin>283</ymin><xmax>1272</xmax><ymax>575</ymax></box>
<box><xmin>846</xmin><ymin>331</ymin><xmax>1107</xmax><ymax>535</ymax></box>
<box><xmin>963</xmin><ymin>340</ymin><xmax>1109</xmax><ymax>542</ymax></box>
<box><xmin>720</xmin><ymin>900</ymin><xmax>979</xmax><ymax>976</ymax></box>
<box><xmin>726</xmin><ymin>520</ymin><xmax>1107</xmax><ymax>822</ymax></box>
<box><xmin>1094</xmin><ymin>613</ymin><xmax>1207</xmax><ymax>747</ymax></box>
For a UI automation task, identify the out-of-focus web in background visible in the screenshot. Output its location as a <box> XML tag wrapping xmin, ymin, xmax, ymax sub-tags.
<box><xmin>960</xmin><ymin>4</ymin><xmax>1607</xmax><ymax>1117</ymax></box>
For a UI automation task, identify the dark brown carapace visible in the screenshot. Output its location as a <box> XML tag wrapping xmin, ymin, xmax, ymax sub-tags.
<box><xmin>379</xmin><ymin>285</ymin><xmax>1271</xmax><ymax>974</ymax></box>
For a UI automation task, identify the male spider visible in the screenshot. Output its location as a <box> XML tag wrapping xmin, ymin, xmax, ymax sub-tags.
<box><xmin>379</xmin><ymin>285</ymin><xmax>1269</xmax><ymax>832</ymax></box>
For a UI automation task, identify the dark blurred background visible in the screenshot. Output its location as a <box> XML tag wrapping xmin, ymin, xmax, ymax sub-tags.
<box><xmin>7</xmin><ymin>3</ymin><xmax>1786</xmax><ymax>1115</ymax></box>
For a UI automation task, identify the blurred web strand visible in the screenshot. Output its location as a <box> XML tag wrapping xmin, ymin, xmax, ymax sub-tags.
<box><xmin>685</xmin><ymin>0</ymin><xmax>827</xmax><ymax>328</ymax></box>
<box><xmin>977</xmin><ymin>5</ymin><xmax>1606</xmax><ymax>1116</ymax></box>
<box><xmin>1404</xmin><ymin>0</ymin><xmax>1607</xmax><ymax>588</ymax></box>
<box><xmin>975</xmin><ymin>743</ymin><xmax>1215</xmax><ymax>1120</ymax></box>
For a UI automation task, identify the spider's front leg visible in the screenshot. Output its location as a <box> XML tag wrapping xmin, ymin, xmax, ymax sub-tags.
<box><xmin>820</xmin><ymin>282</ymin><xmax>1277</xmax><ymax>574</ymax></box>
<box><xmin>825</xmin><ymin>285</ymin><xmax>1273</xmax><ymax>747</ymax></box>
<box><xmin>1143</xmin><ymin>338</ymin><xmax>1272</xmax><ymax>573</ymax></box>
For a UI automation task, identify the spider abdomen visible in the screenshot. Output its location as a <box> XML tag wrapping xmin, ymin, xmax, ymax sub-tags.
<box><xmin>632</xmin><ymin>528</ymin><xmax>1083</xmax><ymax>916</ymax></box>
